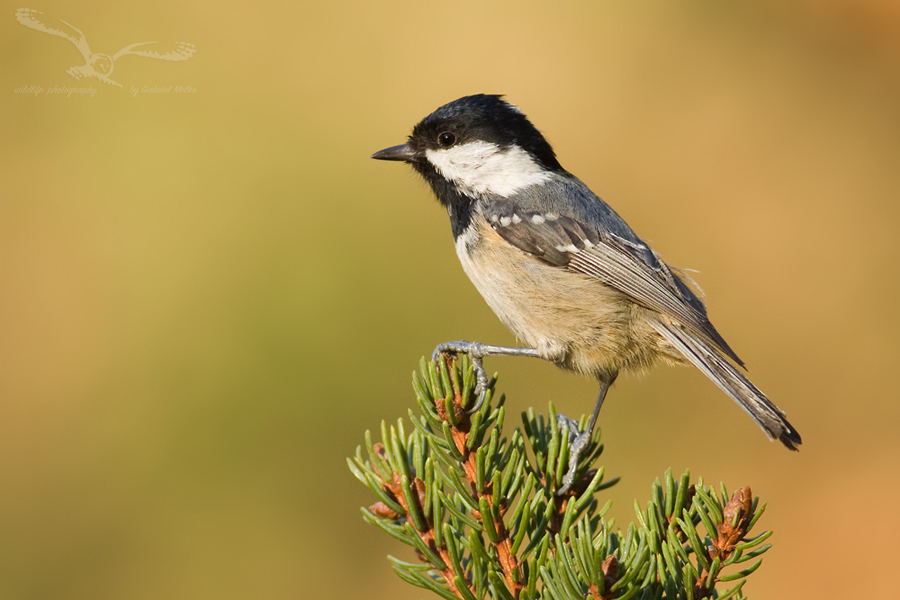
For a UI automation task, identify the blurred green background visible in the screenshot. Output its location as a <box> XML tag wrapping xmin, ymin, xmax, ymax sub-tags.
<box><xmin>2</xmin><ymin>1</ymin><xmax>899</xmax><ymax>598</ymax></box>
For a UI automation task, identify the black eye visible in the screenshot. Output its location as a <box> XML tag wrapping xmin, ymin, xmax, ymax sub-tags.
<box><xmin>438</xmin><ymin>132</ymin><xmax>457</xmax><ymax>148</ymax></box>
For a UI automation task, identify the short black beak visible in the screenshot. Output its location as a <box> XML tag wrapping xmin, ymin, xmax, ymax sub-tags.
<box><xmin>371</xmin><ymin>143</ymin><xmax>416</xmax><ymax>162</ymax></box>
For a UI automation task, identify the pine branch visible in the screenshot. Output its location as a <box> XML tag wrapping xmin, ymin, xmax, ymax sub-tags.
<box><xmin>348</xmin><ymin>355</ymin><xmax>775</xmax><ymax>600</ymax></box>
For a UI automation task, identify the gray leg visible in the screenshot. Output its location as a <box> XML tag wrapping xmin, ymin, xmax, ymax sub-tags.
<box><xmin>557</xmin><ymin>374</ymin><xmax>617</xmax><ymax>495</ymax></box>
<box><xmin>433</xmin><ymin>341</ymin><xmax>542</xmax><ymax>413</ymax></box>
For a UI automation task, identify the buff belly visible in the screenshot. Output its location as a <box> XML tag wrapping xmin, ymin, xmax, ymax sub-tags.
<box><xmin>455</xmin><ymin>215</ymin><xmax>685</xmax><ymax>380</ymax></box>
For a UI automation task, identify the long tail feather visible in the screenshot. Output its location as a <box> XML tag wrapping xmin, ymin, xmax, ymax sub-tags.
<box><xmin>651</xmin><ymin>321</ymin><xmax>801</xmax><ymax>450</ymax></box>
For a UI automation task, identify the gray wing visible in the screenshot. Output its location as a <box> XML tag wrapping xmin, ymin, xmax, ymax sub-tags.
<box><xmin>484</xmin><ymin>199</ymin><xmax>743</xmax><ymax>366</ymax></box>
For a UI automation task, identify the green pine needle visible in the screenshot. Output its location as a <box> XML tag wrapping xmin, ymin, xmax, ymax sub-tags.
<box><xmin>349</xmin><ymin>356</ymin><xmax>778</xmax><ymax>599</ymax></box>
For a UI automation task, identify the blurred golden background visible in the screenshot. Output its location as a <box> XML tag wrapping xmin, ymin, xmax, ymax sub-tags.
<box><xmin>2</xmin><ymin>1</ymin><xmax>898</xmax><ymax>598</ymax></box>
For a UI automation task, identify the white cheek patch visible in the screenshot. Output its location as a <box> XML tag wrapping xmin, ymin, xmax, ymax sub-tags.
<box><xmin>425</xmin><ymin>141</ymin><xmax>551</xmax><ymax>198</ymax></box>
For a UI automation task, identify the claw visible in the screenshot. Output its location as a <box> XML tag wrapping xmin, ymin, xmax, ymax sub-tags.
<box><xmin>432</xmin><ymin>340</ymin><xmax>490</xmax><ymax>413</ymax></box>
<box><xmin>556</xmin><ymin>413</ymin><xmax>581</xmax><ymax>439</ymax></box>
<box><xmin>433</xmin><ymin>340</ymin><xmax>485</xmax><ymax>361</ymax></box>
<box><xmin>558</xmin><ymin>430</ymin><xmax>592</xmax><ymax>495</ymax></box>
<box><xmin>556</xmin><ymin>414</ymin><xmax>589</xmax><ymax>495</ymax></box>
<box><xmin>431</xmin><ymin>341</ymin><xmax>543</xmax><ymax>416</ymax></box>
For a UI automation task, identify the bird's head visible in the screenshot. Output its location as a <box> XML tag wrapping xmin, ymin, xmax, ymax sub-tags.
<box><xmin>372</xmin><ymin>94</ymin><xmax>564</xmax><ymax>203</ymax></box>
<box><xmin>90</xmin><ymin>53</ymin><xmax>114</xmax><ymax>75</ymax></box>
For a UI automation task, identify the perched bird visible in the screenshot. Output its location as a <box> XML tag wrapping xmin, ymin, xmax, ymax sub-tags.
<box><xmin>372</xmin><ymin>94</ymin><xmax>800</xmax><ymax>490</ymax></box>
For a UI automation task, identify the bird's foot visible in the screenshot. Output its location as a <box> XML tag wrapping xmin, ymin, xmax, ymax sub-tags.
<box><xmin>556</xmin><ymin>413</ymin><xmax>581</xmax><ymax>438</ymax></box>
<box><xmin>432</xmin><ymin>340</ymin><xmax>490</xmax><ymax>413</ymax></box>
<box><xmin>555</xmin><ymin>413</ymin><xmax>591</xmax><ymax>496</ymax></box>
<box><xmin>433</xmin><ymin>341</ymin><xmax>543</xmax><ymax>414</ymax></box>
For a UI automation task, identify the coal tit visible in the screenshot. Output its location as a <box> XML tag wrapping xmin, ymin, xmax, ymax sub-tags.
<box><xmin>373</xmin><ymin>94</ymin><xmax>800</xmax><ymax>490</ymax></box>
